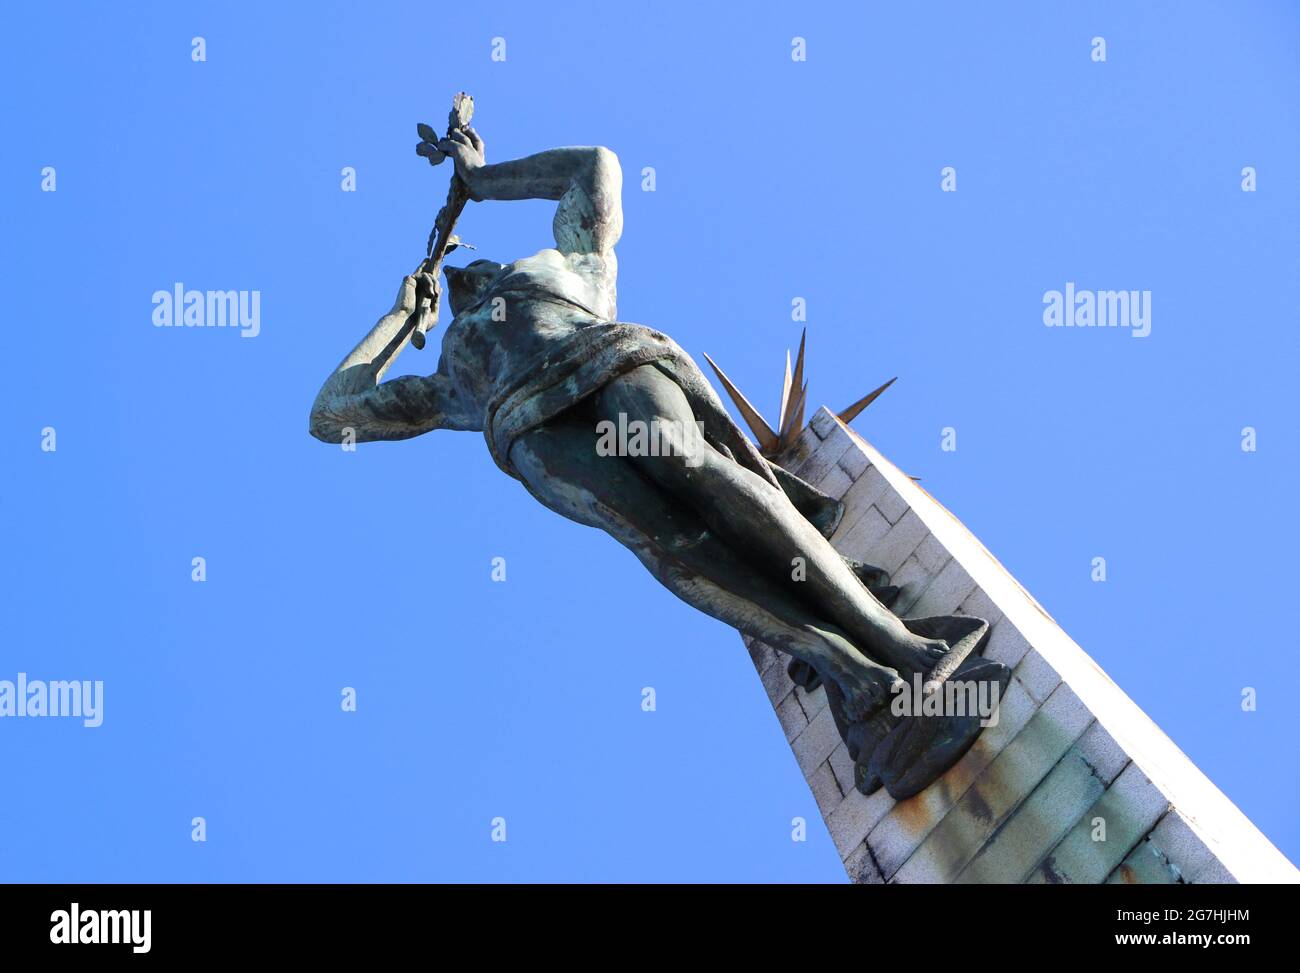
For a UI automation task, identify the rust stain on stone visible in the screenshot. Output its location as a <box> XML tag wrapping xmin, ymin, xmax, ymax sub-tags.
<box><xmin>893</xmin><ymin>792</ymin><xmax>933</xmax><ymax>832</ymax></box>
<box><xmin>893</xmin><ymin>754</ymin><xmax>981</xmax><ymax>833</ymax></box>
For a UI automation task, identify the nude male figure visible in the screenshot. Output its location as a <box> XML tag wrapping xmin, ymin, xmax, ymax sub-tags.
<box><xmin>310</xmin><ymin>125</ymin><xmax>988</xmax><ymax>781</ymax></box>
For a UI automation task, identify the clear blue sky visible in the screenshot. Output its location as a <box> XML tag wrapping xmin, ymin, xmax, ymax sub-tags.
<box><xmin>3</xmin><ymin>1</ymin><xmax>1297</xmax><ymax>881</ymax></box>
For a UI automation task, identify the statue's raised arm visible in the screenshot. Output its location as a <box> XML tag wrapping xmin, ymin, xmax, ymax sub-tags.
<box><xmin>307</xmin><ymin>269</ymin><xmax>478</xmax><ymax>443</ymax></box>
<box><xmin>436</xmin><ymin>129</ymin><xmax>623</xmax><ymax>256</ymax></box>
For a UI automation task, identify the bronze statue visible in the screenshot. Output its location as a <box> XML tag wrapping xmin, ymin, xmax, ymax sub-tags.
<box><xmin>309</xmin><ymin>96</ymin><xmax>1009</xmax><ymax>799</ymax></box>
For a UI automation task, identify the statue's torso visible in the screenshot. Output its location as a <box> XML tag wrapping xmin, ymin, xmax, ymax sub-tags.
<box><xmin>438</xmin><ymin>248</ymin><xmax>618</xmax><ymax>416</ymax></box>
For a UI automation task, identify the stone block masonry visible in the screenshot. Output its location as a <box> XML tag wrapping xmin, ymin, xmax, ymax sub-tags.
<box><xmin>746</xmin><ymin>407</ymin><xmax>1298</xmax><ymax>884</ymax></box>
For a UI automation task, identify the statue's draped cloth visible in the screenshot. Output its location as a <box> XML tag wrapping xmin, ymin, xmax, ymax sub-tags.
<box><xmin>483</xmin><ymin>323</ymin><xmax>767</xmax><ymax>481</ymax></box>
<box><xmin>482</xmin><ymin>321</ymin><xmax>842</xmax><ymax>531</ymax></box>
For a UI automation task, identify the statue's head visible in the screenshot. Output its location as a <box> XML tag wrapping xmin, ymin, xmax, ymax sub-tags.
<box><xmin>444</xmin><ymin>259</ymin><xmax>506</xmax><ymax>315</ymax></box>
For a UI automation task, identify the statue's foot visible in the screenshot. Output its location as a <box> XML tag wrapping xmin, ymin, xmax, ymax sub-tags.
<box><xmin>836</xmin><ymin>663</ymin><xmax>904</xmax><ymax>722</ymax></box>
<box><xmin>913</xmin><ymin>637</ymin><xmax>949</xmax><ymax>672</ymax></box>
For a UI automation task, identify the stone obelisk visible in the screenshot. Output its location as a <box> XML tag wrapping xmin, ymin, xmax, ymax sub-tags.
<box><xmin>744</xmin><ymin>405</ymin><xmax>1298</xmax><ymax>884</ymax></box>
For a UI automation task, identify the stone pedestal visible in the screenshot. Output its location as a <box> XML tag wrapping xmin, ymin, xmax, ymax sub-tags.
<box><xmin>745</xmin><ymin>407</ymin><xmax>1299</xmax><ymax>884</ymax></box>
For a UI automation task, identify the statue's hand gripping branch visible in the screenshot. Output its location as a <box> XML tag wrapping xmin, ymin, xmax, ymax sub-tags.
<box><xmin>309</xmin><ymin>98</ymin><xmax>1010</xmax><ymax>800</ymax></box>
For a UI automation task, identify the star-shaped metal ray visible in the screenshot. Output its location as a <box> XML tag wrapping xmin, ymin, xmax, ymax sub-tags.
<box><xmin>703</xmin><ymin>329</ymin><xmax>898</xmax><ymax>459</ymax></box>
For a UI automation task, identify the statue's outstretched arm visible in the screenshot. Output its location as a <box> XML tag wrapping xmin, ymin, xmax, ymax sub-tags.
<box><xmin>309</xmin><ymin>272</ymin><xmax>477</xmax><ymax>443</ymax></box>
<box><xmin>437</xmin><ymin>129</ymin><xmax>623</xmax><ymax>255</ymax></box>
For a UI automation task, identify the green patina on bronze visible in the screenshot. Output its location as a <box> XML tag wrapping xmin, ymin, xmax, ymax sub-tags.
<box><xmin>310</xmin><ymin>95</ymin><xmax>1009</xmax><ymax>799</ymax></box>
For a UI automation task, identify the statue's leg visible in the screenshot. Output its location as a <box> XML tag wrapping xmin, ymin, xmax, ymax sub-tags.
<box><xmin>508</xmin><ymin>414</ymin><xmax>905</xmax><ymax>719</ymax></box>
<box><xmin>592</xmin><ymin>365</ymin><xmax>945</xmax><ymax>681</ymax></box>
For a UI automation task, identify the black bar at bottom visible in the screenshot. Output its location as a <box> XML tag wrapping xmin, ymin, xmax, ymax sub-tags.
<box><xmin>0</xmin><ymin>881</ymin><xmax>1283</xmax><ymax>958</ymax></box>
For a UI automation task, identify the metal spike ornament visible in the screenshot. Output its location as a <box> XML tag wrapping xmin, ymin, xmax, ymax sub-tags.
<box><xmin>702</xmin><ymin>329</ymin><xmax>896</xmax><ymax>459</ymax></box>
